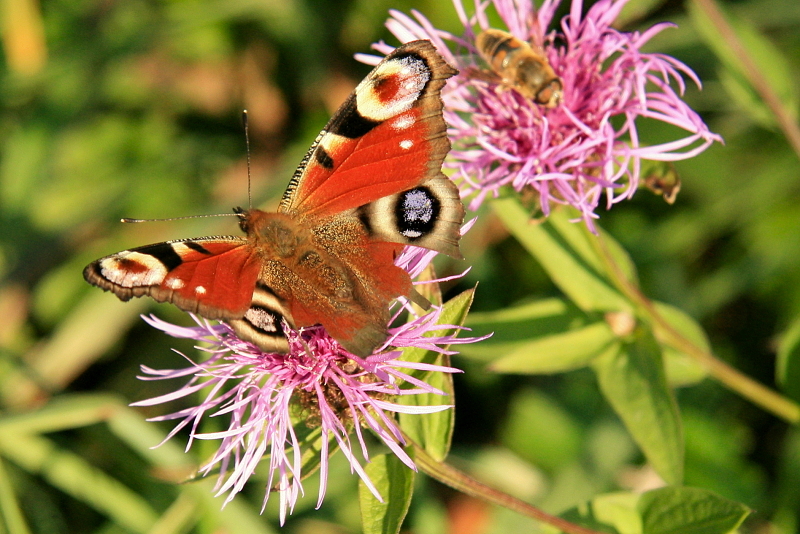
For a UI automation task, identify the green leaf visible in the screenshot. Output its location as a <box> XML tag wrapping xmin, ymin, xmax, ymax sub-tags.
<box><xmin>593</xmin><ymin>331</ymin><xmax>684</xmax><ymax>485</ymax></box>
<box><xmin>463</xmin><ymin>297</ymin><xmax>614</xmax><ymax>373</ymax></box>
<box><xmin>0</xmin><ymin>433</ymin><xmax>158</xmax><ymax>533</ymax></box>
<box><xmin>776</xmin><ymin>315</ymin><xmax>800</xmax><ymax>402</ymax></box>
<box><xmin>398</xmin><ymin>288</ymin><xmax>475</xmax><ymax>461</ymax></box>
<box><xmin>0</xmin><ymin>457</ymin><xmax>32</xmax><ymax>534</ymax></box>
<box><xmin>399</xmin><ymin>287</ymin><xmax>476</xmax><ymax>367</ymax></box>
<box><xmin>359</xmin><ymin>453</ymin><xmax>415</xmax><ymax>534</ymax></box>
<box><xmin>651</xmin><ymin>302</ymin><xmax>709</xmax><ymax>387</ymax></box>
<box><xmin>490</xmin><ymin>321</ymin><xmax>616</xmax><ymax>374</ymax></box>
<box><xmin>559</xmin><ymin>487</ymin><xmax>750</xmax><ymax>534</ymax></box>
<box><xmin>492</xmin><ymin>199</ymin><xmax>632</xmax><ymax>313</ymax></box>
<box><xmin>590</xmin><ymin>492</ymin><xmax>643</xmax><ymax>534</ymax></box>
<box><xmin>463</xmin><ymin>298</ymin><xmax>589</xmax><ymax>355</ymax></box>
<box><xmin>550</xmin><ymin>209</ymin><xmax>639</xmax><ymax>286</ymax></box>
<box><xmin>638</xmin><ymin>486</ymin><xmax>751</xmax><ymax>534</ymax></box>
<box><xmin>559</xmin><ymin>493</ymin><xmax>628</xmax><ymax>534</ymax></box>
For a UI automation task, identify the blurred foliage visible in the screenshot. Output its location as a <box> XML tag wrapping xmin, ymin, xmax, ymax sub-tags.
<box><xmin>1</xmin><ymin>0</ymin><xmax>799</xmax><ymax>532</ymax></box>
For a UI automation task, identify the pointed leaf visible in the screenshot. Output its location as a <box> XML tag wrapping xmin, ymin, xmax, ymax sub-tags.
<box><xmin>397</xmin><ymin>368</ymin><xmax>454</xmax><ymax>463</ymax></box>
<box><xmin>399</xmin><ymin>287</ymin><xmax>476</xmax><ymax>366</ymax></box>
<box><xmin>462</xmin><ymin>298</ymin><xmax>590</xmax><ymax>360</ymax></box>
<box><xmin>639</xmin><ymin>486</ymin><xmax>750</xmax><ymax>534</ymax></box>
<box><xmin>490</xmin><ymin>321</ymin><xmax>616</xmax><ymax>374</ymax></box>
<box><xmin>559</xmin><ymin>487</ymin><xmax>750</xmax><ymax>534</ymax></box>
<box><xmin>464</xmin><ymin>297</ymin><xmax>613</xmax><ymax>373</ymax></box>
<box><xmin>550</xmin><ymin>208</ymin><xmax>639</xmax><ymax>285</ymax></box>
<box><xmin>359</xmin><ymin>453</ymin><xmax>415</xmax><ymax>534</ymax></box>
<box><xmin>593</xmin><ymin>331</ymin><xmax>684</xmax><ymax>485</ymax></box>
<box><xmin>492</xmin><ymin>199</ymin><xmax>632</xmax><ymax>313</ymax></box>
<box><xmin>559</xmin><ymin>493</ymin><xmax>628</xmax><ymax>534</ymax></box>
<box><xmin>590</xmin><ymin>492</ymin><xmax>643</xmax><ymax>534</ymax></box>
<box><xmin>398</xmin><ymin>288</ymin><xmax>475</xmax><ymax>461</ymax></box>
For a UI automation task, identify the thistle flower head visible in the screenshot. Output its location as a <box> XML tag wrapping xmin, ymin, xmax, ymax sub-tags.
<box><xmin>364</xmin><ymin>0</ymin><xmax>722</xmax><ymax>228</ymax></box>
<box><xmin>132</xmin><ymin>238</ymin><xmax>483</xmax><ymax>523</ymax></box>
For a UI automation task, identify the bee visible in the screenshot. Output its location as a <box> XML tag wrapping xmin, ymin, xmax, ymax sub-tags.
<box><xmin>475</xmin><ymin>28</ymin><xmax>563</xmax><ymax>108</ymax></box>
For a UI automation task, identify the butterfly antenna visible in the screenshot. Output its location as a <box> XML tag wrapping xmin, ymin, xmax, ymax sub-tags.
<box><xmin>122</xmin><ymin>112</ymin><xmax>255</xmax><ymax>225</ymax></box>
<box><xmin>121</xmin><ymin>213</ymin><xmax>240</xmax><ymax>223</ymax></box>
<box><xmin>243</xmin><ymin>109</ymin><xmax>252</xmax><ymax>210</ymax></box>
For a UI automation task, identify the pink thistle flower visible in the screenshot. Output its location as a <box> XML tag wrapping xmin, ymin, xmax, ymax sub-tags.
<box><xmin>131</xmin><ymin>233</ymin><xmax>485</xmax><ymax>523</ymax></box>
<box><xmin>362</xmin><ymin>0</ymin><xmax>722</xmax><ymax>228</ymax></box>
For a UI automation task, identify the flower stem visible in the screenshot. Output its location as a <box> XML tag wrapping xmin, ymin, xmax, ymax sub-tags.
<box><xmin>691</xmin><ymin>0</ymin><xmax>800</xmax><ymax>161</ymax></box>
<box><xmin>412</xmin><ymin>444</ymin><xmax>606</xmax><ymax>534</ymax></box>
<box><xmin>591</xmin><ymin>230</ymin><xmax>800</xmax><ymax>424</ymax></box>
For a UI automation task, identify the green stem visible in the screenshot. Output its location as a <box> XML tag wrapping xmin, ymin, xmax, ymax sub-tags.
<box><xmin>591</xmin><ymin>230</ymin><xmax>800</xmax><ymax>424</ymax></box>
<box><xmin>691</xmin><ymin>0</ymin><xmax>800</xmax><ymax>161</ymax></box>
<box><xmin>412</xmin><ymin>444</ymin><xmax>606</xmax><ymax>534</ymax></box>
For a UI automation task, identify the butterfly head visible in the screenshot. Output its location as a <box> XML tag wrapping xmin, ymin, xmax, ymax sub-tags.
<box><xmin>234</xmin><ymin>206</ymin><xmax>249</xmax><ymax>233</ymax></box>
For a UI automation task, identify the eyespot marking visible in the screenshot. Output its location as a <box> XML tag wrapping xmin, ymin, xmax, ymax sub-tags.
<box><xmin>396</xmin><ymin>187</ymin><xmax>438</xmax><ymax>240</ymax></box>
<box><xmin>98</xmin><ymin>252</ymin><xmax>168</xmax><ymax>287</ymax></box>
<box><xmin>355</xmin><ymin>54</ymin><xmax>430</xmax><ymax>122</ymax></box>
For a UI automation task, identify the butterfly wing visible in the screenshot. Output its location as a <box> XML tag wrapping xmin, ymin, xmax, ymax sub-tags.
<box><xmin>84</xmin><ymin>237</ymin><xmax>296</xmax><ymax>352</ymax></box>
<box><xmin>84</xmin><ymin>237</ymin><xmax>261</xmax><ymax>318</ymax></box>
<box><xmin>279</xmin><ymin>40</ymin><xmax>463</xmax><ymax>258</ymax></box>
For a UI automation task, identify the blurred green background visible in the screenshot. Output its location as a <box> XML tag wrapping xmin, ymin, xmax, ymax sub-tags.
<box><xmin>1</xmin><ymin>0</ymin><xmax>799</xmax><ymax>532</ymax></box>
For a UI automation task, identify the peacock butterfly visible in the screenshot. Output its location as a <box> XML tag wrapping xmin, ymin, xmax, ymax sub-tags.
<box><xmin>83</xmin><ymin>40</ymin><xmax>464</xmax><ymax>357</ymax></box>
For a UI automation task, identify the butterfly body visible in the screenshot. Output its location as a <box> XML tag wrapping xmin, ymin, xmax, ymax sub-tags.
<box><xmin>84</xmin><ymin>41</ymin><xmax>463</xmax><ymax>357</ymax></box>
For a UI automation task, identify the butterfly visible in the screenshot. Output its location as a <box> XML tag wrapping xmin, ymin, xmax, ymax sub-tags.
<box><xmin>83</xmin><ymin>40</ymin><xmax>464</xmax><ymax>357</ymax></box>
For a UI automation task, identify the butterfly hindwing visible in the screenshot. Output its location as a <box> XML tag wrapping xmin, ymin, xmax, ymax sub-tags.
<box><xmin>354</xmin><ymin>174</ymin><xmax>463</xmax><ymax>259</ymax></box>
<box><xmin>227</xmin><ymin>283</ymin><xmax>294</xmax><ymax>353</ymax></box>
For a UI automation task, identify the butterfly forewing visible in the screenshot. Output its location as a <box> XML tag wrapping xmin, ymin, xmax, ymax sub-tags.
<box><xmin>280</xmin><ymin>41</ymin><xmax>457</xmax><ymax>219</ymax></box>
<box><xmin>84</xmin><ymin>238</ymin><xmax>261</xmax><ymax>318</ymax></box>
